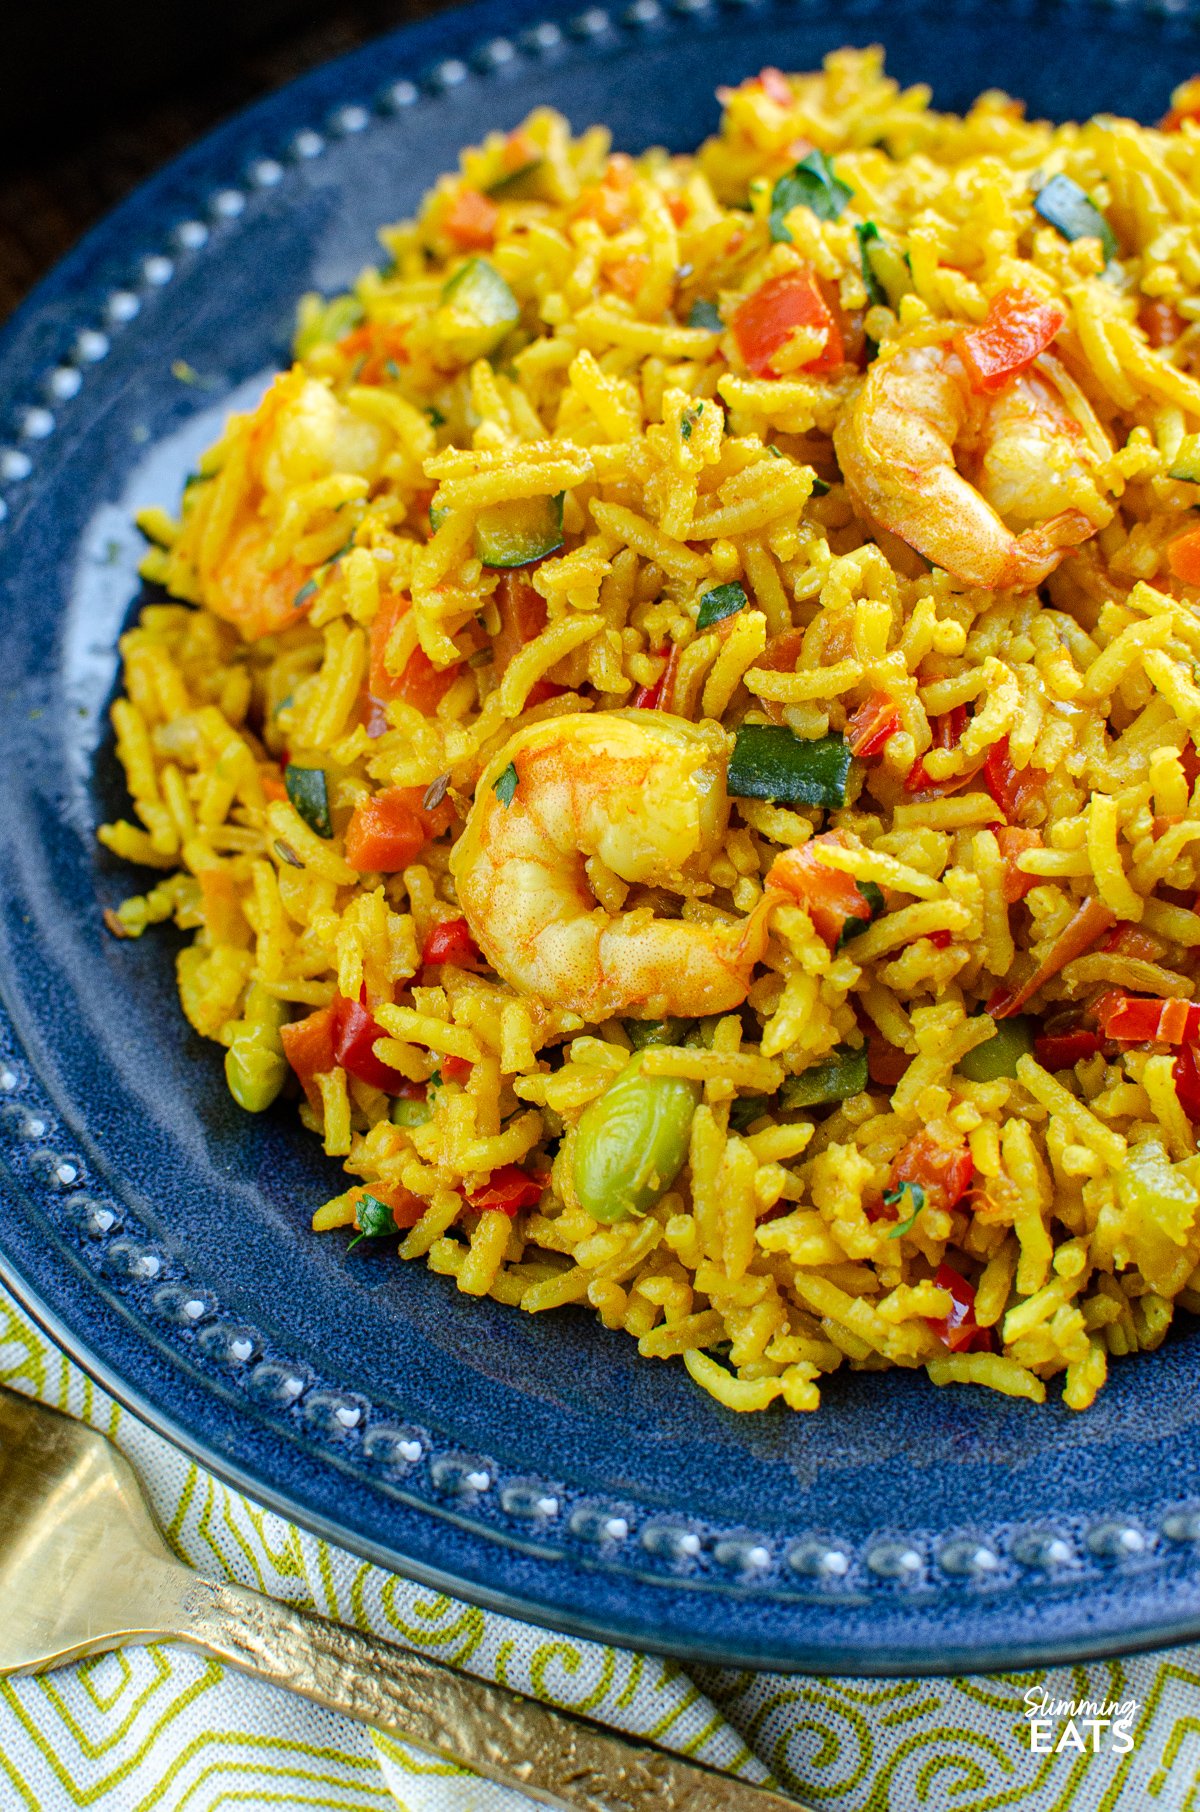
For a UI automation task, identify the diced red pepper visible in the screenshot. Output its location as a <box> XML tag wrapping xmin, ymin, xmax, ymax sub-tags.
<box><xmin>889</xmin><ymin>1130</ymin><xmax>975</xmax><ymax>1215</ymax></box>
<box><xmin>333</xmin><ymin>994</ymin><xmax>409</xmax><ymax>1093</ymax></box>
<box><xmin>632</xmin><ymin>643</ymin><xmax>681</xmax><ymax>712</ymax></box>
<box><xmin>1094</xmin><ymin>993</ymin><xmax>1200</xmax><ymax>1045</ymax></box>
<box><xmin>846</xmin><ymin>691</ymin><xmax>900</xmax><ymax>758</ymax></box>
<box><xmin>905</xmin><ymin>706</ymin><xmax>969</xmax><ymax>794</ymax></box>
<box><xmin>280</xmin><ymin>1005</ymin><xmax>337</xmax><ymax>1110</ymax></box>
<box><xmin>444</xmin><ymin>187</ymin><xmax>499</xmax><ymax>250</ymax></box>
<box><xmin>1099</xmin><ymin>924</ymin><xmax>1166</xmax><ymax>964</ymax></box>
<box><xmin>1034</xmin><ymin>1027</ymin><xmax>1103</xmax><ymax>1069</ymax></box>
<box><xmin>983</xmin><ymin>736</ymin><xmax>1044</xmax><ymax>824</ymax></box>
<box><xmin>422</xmin><ymin>916</ymin><xmax>484</xmax><ymax>971</ymax></box>
<box><xmin>439</xmin><ymin>1055</ymin><xmax>474</xmax><ymax>1085</ymax></box>
<box><xmin>768</xmin><ymin>832</ymin><xmax>878</xmax><ymax>949</ymax></box>
<box><xmin>995</xmin><ymin>826</ymin><xmax>1042</xmax><ymax>902</ymax></box>
<box><xmin>369</xmin><ymin>595</ymin><xmax>463</xmax><ymax>714</ymax></box>
<box><xmin>1168</xmin><ymin>526</ymin><xmax>1200</xmax><ymax>587</ymax></box>
<box><xmin>1174</xmin><ymin>1041</ymin><xmax>1200</xmax><ymax>1119</ymax></box>
<box><xmin>927</xmin><ymin>929</ymin><xmax>954</xmax><ymax>949</ymax></box>
<box><xmin>926</xmin><ymin>1263</ymin><xmax>993</xmax><ymax>1354</ymax></box>
<box><xmin>466</xmin><ymin>1164</ymin><xmax>546</xmax><ymax>1215</ymax></box>
<box><xmin>732</xmin><ymin>268</ymin><xmax>844</xmax><ymax>379</ymax></box>
<box><xmin>347</xmin><ymin>1180</ymin><xmax>426</xmax><ymax>1231</ymax></box>
<box><xmin>953</xmin><ymin>289</ymin><xmax>1065</xmax><ymax>395</ymax></box>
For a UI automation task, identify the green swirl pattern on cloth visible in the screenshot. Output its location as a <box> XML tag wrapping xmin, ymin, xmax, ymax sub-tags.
<box><xmin>2</xmin><ymin>1280</ymin><xmax>1198</xmax><ymax>1812</ymax></box>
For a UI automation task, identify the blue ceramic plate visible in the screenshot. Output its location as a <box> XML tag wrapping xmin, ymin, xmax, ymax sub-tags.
<box><xmin>3</xmin><ymin>0</ymin><xmax>1200</xmax><ymax>1677</ymax></box>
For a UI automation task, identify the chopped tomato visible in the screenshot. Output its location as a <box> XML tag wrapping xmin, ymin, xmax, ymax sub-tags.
<box><xmin>439</xmin><ymin>1055</ymin><xmax>474</xmax><ymax>1085</ymax></box>
<box><xmin>952</xmin><ymin>289</ymin><xmax>1065</xmax><ymax>395</ymax></box>
<box><xmin>336</xmin><ymin>322</ymin><xmax>409</xmax><ymax>386</ymax></box>
<box><xmin>444</xmin><ymin>187</ymin><xmax>498</xmax><ymax>250</ymax></box>
<box><xmin>927</xmin><ymin>929</ymin><xmax>954</xmax><ymax>949</ymax></box>
<box><xmin>984</xmin><ymin>736</ymin><xmax>1044</xmax><ymax>824</ymax></box>
<box><xmin>466</xmin><ymin>1164</ymin><xmax>546</xmax><ymax>1215</ymax></box>
<box><xmin>990</xmin><ymin>895</ymin><xmax>1116</xmax><ymax>1019</ymax></box>
<box><xmin>1034</xmin><ymin>1026</ymin><xmax>1103</xmax><ymax>1069</ymax></box>
<box><xmin>846</xmin><ymin>691</ymin><xmax>900</xmax><ymax>758</ymax></box>
<box><xmin>748</xmin><ymin>627</ymin><xmax>809</xmax><ymax>725</ymax></box>
<box><xmin>347</xmin><ymin>1180</ymin><xmax>426</xmax><ymax>1231</ymax></box>
<box><xmin>905</xmin><ymin>705</ymin><xmax>968</xmax><ymax>794</ymax></box>
<box><xmin>732</xmin><ymin>268</ymin><xmax>844</xmax><ymax>379</ymax></box>
<box><xmin>280</xmin><ymin>1005</ymin><xmax>338</xmax><ymax>1109</ymax></box>
<box><xmin>889</xmin><ymin>1130</ymin><xmax>974</xmax><ymax>1215</ymax></box>
<box><xmin>1140</xmin><ymin>299</ymin><xmax>1186</xmax><ymax>348</ymax></box>
<box><xmin>632</xmin><ymin>643</ymin><xmax>681</xmax><ymax>712</ymax></box>
<box><xmin>332</xmin><ymin>994</ymin><xmax>408</xmax><ymax>1093</ymax></box>
<box><xmin>1168</xmin><ymin>526</ymin><xmax>1200</xmax><ymax>587</ymax></box>
<box><xmin>1095</xmin><ymin>993</ymin><xmax>1200</xmax><ymax>1045</ymax></box>
<box><xmin>926</xmin><ymin>1263</ymin><xmax>992</xmax><ymax>1354</ymax></box>
<box><xmin>769</xmin><ymin>832</ymin><xmax>878</xmax><ymax>949</ymax></box>
<box><xmin>422</xmin><ymin>916</ymin><xmax>484</xmax><ymax>971</ymax></box>
<box><xmin>494</xmin><ymin>572</ymin><xmax>546</xmax><ymax>671</ymax></box>
<box><xmin>1175</xmin><ymin>1042</ymin><xmax>1200</xmax><ymax>1119</ymax></box>
<box><xmin>369</xmin><ymin>596</ymin><xmax>463</xmax><ymax>715</ymax></box>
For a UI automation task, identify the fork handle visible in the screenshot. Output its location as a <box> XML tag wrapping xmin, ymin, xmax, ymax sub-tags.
<box><xmin>178</xmin><ymin>1574</ymin><xmax>801</xmax><ymax>1812</ymax></box>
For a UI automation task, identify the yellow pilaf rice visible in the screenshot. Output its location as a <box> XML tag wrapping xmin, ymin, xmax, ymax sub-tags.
<box><xmin>102</xmin><ymin>52</ymin><xmax>1200</xmax><ymax>1414</ymax></box>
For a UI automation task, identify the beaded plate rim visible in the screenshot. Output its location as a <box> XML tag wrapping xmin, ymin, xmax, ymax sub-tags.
<box><xmin>3</xmin><ymin>0</ymin><xmax>1200</xmax><ymax>1673</ymax></box>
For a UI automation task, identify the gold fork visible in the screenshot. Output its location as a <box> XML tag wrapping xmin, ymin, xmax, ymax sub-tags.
<box><xmin>0</xmin><ymin>1383</ymin><xmax>810</xmax><ymax>1811</ymax></box>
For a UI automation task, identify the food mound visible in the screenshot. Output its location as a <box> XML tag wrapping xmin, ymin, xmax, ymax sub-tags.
<box><xmin>103</xmin><ymin>53</ymin><xmax>1200</xmax><ymax>1414</ymax></box>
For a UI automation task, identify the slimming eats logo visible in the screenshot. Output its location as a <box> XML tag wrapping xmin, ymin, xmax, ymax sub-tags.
<box><xmin>1023</xmin><ymin>1687</ymin><xmax>1138</xmax><ymax>1754</ymax></box>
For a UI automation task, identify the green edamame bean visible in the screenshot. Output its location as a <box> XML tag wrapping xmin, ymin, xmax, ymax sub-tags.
<box><xmin>572</xmin><ymin>1052</ymin><xmax>700</xmax><ymax>1225</ymax></box>
<box><xmin>225</xmin><ymin>983</ymin><xmax>290</xmax><ymax>1114</ymax></box>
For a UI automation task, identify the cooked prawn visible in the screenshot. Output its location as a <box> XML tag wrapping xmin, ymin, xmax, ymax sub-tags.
<box><xmin>833</xmin><ymin>341</ymin><xmax>1113</xmax><ymax>591</ymax></box>
<box><xmin>451</xmin><ymin>711</ymin><xmax>775</xmax><ymax>1020</ymax></box>
<box><xmin>202</xmin><ymin>372</ymin><xmax>388</xmax><ymax>640</ymax></box>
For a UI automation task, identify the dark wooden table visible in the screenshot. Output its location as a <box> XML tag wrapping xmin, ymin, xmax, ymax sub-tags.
<box><xmin>0</xmin><ymin>2</ymin><xmax>452</xmax><ymax>321</ymax></box>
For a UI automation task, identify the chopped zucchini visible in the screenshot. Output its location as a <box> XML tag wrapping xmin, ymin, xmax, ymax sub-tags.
<box><xmin>781</xmin><ymin>1045</ymin><xmax>868</xmax><ymax>1109</ymax></box>
<box><xmin>956</xmin><ymin>1016</ymin><xmax>1035</xmax><ymax>1082</ymax></box>
<box><xmin>1169</xmin><ymin>433</ymin><xmax>1200</xmax><ymax>484</ymax></box>
<box><xmin>436</xmin><ymin>257</ymin><xmax>520</xmax><ymax>361</ymax></box>
<box><xmin>474</xmin><ymin>493</ymin><xmax>564</xmax><ymax>567</ymax></box>
<box><xmin>1033</xmin><ymin>174</ymin><xmax>1118</xmax><ymax>263</ymax></box>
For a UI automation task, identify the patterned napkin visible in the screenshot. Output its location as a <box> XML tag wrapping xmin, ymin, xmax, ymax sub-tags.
<box><xmin>2</xmin><ymin>1280</ymin><xmax>1197</xmax><ymax>1812</ymax></box>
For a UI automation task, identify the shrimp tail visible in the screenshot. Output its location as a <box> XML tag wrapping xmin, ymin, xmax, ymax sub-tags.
<box><xmin>991</xmin><ymin>507</ymin><xmax>1095</xmax><ymax>591</ymax></box>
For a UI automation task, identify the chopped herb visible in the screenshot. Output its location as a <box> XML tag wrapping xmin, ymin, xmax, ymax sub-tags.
<box><xmin>808</xmin><ymin>474</ymin><xmax>831</xmax><ymax>496</ymax></box>
<box><xmin>293</xmin><ymin>577</ymin><xmax>318</xmax><ymax>609</ymax></box>
<box><xmin>385</xmin><ymin>359</ymin><xmax>402</xmax><ymax>380</ymax></box>
<box><xmin>1033</xmin><ymin>174</ymin><xmax>1118</xmax><ymax>263</ymax></box>
<box><xmin>285</xmin><ymin>766</ymin><xmax>333</xmax><ymax>839</ymax></box>
<box><xmin>679</xmin><ymin>403</ymin><xmax>705</xmax><ymax>442</ymax></box>
<box><xmin>347</xmin><ymin>1191</ymin><xmax>398</xmax><ymax>1251</ymax></box>
<box><xmin>696</xmin><ymin>582</ymin><xmax>748</xmax><ymax>630</ymax></box>
<box><xmin>884</xmin><ymin>1181</ymin><xmax>926</xmax><ymax>1238</ymax></box>
<box><xmin>427</xmin><ymin>405</ymin><xmax>447</xmax><ymax>427</ymax></box>
<box><xmin>835</xmin><ymin>879</ymin><xmax>886</xmax><ymax>951</ymax></box>
<box><xmin>769</xmin><ymin>151</ymin><xmax>852</xmax><ymax>242</ymax></box>
<box><xmin>493</xmin><ymin>761</ymin><xmax>519</xmax><ymax>807</ymax></box>
<box><xmin>182</xmin><ymin>470</ymin><xmax>208</xmax><ymax>493</ymax></box>
<box><xmin>766</xmin><ymin>444</ymin><xmax>783</xmax><ymax>459</ymax></box>
<box><xmin>781</xmin><ymin>1045</ymin><xmax>868</xmax><ymax>1108</ymax></box>
<box><xmin>688</xmin><ymin>299</ymin><xmax>723</xmax><ymax>331</ymax></box>
<box><xmin>728</xmin><ymin>726</ymin><xmax>852</xmax><ymax>809</ymax></box>
<box><xmin>171</xmin><ymin>359</ymin><xmax>200</xmax><ymax>386</ymax></box>
<box><xmin>855</xmin><ymin>221</ymin><xmax>887</xmax><ymax>308</ymax></box>
<box><xmin>422</xmin><ymin>772</ymin><xmax>451</xmax><ymax>811</ymax></box>
<box><xmin>273</xmin><ymin>839</ymin><xmax>304</xmax><ymax>869</ymax></box>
